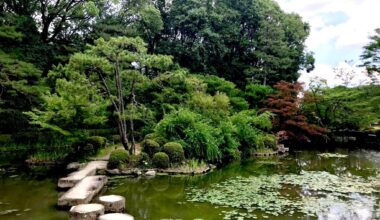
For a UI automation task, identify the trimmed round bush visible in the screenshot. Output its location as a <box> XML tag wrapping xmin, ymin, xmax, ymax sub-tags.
<box><xmin>144</xmin><ymin>133</ymin><xmax>155</xmax><ymax>140</ymax></box>
<box><xmin>108</xmin><ymin>149</ymin><xmax>130</xmax><ymax>169</ymax></box>
<box><xmin>152</xmin><ymin>152</ymin><xmax>169</xmax><ymax>169</ymax></box>
<box><xmin>163</xmin><ymin>142</ymin><xmax>185</xmax><ymax>163</ymax></box>
<box><xmin>142</xmin><ymin>139</ymin><xmax>160</xmax><ymax>156</ymax></box>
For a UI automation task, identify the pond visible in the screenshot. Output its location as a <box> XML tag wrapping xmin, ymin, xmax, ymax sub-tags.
<box><xmin>0</xmin><ymin>148</ymin><xmax>379</xmax><ymax>220</ymax></box>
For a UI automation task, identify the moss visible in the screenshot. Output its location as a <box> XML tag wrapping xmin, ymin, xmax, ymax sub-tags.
<box><xmin>163</xmin><ymin>142</ymin><xmax>185</xmax><ymax>163</ymax></box>
<box><xmin>142</xmin><ymin>139</ymin><xmax>160</xmax><ymax>156</ymax></box>
<box><xmin>152</xmin><ymin>152</ymin><xmax>169</xmax><ymax>168</ymax></box>
<box><xmin>108</xmin><ymin>149</ymin><xmax>130</xmax><ymax>169</ymax></box>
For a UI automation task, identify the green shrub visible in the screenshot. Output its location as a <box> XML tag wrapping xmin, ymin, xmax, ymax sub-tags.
<box><xmin>108</xmin><ymin>149</ymin><xmax>130</xmax><ymax>169</ymax></box>
<box><xmin>128</xmin><ymin>154</ymin><xmax>140</xmax><ymax>168</ymax></box>
<box><xmin>163</xmin><ymin>142</ymin><xmax>185</xmax><ymax>163</ymax></box>
<box><xmin>87</xmin><ymin>136</ymin><xmax>106</xmax><ymax>150</ymax></box>
<box><xmin>139</xmin><ymin>152</ymin><xmax>151</xmax><ymax>167</ymax></box>
<box><xmin>230</xmin><ymin>97</ymin><xmax>249</xmax><ymax>111</ymax></box>
<box><xmin>144</xmin><ymin>133</ymin><xmax>166</xmax><ymax>146</ymax></box>
<box><xmin>152</xmin><ymin>152</ymin><xmax>169</xmax><ymax>168</ymax></box>
<box><xmin>144</xmin><ymin>133</ymin><xmax>155</xmax><ymax>140</ymax></box>
<box><xmin>142</xmin><ymin>139</ymin><xmax>160</xmax><ymax>156</ymax></box>
<box><xmin>245</xmin><ymin>84</ymin><xmax>273</xmax><ymax>108</ymax></box>
<box><xmin>154</xmin><ymin>108</ymin><xmax>221</xmax><ymax>162</ymax></box>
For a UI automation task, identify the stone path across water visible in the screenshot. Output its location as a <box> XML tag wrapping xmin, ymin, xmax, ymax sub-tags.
<box><xmin>58</xmin><ymin>161</ymin><xmax>108</xmax><ymax>188</ymax></box>
<box><xmin>58</xmin><ymin>175</ymin><xmax>108</xmax><ymax>207</ymax></box>
<box><xmin>57</xmin><ymin>155</ymin><xmax>134</xmax><ymax>220</ymax></box>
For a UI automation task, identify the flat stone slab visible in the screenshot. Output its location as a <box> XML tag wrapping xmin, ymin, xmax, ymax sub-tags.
<box><xmin>98</xmin><ymin>213</ymin><xmax>134</xmax><ymax>220</ymax></box>
<box><xmin>58</xmin><ymin>161</ymin><xmax>108</xmax><ymax>188</ymax></box>
<box><xmin>69</xmin><ymin>203</ymin><xmax>104</xmax><ymax>220</ymax></box>
<box><xmin>58</xmin><ymin>175</ymin><xmax>108</xmax><ymax>207</ymax></box>
<box><xmin>98</xmin><ymin>195</ymin><xmax>125</xmax><ymax>213</ymax></box>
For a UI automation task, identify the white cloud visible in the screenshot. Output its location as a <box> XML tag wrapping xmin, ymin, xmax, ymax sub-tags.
<box><xmin>298</xmin><ymin>62</ymin><xmax>375</xmax><ymax>89</ymax></box>
<box><xmin>275</xmin><ymin>0</ymin><xmax>380</xmax><ymax>87</ymax></box>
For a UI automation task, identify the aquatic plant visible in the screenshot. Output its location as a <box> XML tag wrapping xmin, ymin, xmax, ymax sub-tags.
<box><xmin>317</xmin><ymin>153</ymin><xmax>348</xmax><ymax>158</ymax></box>
<box><xmin>187</xmin><ymin>171</ymin><xmax>380</xmax><ymax>219</ymax></box>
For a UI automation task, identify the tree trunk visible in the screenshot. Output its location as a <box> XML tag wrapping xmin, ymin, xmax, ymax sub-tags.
<box><xmin>128</xmin><ymin>79</ymin><xmax>137</xmax><ymax>155</ymax></box>
<box><xmin>114</xmin><ymin>60</ymin><xmax>129</xmax><ymax>151</ymax></box>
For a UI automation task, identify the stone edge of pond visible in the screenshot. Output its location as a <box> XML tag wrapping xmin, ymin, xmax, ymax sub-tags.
<box><xmin>105</xmin><ymin>164</ymin><xmax>217</xmax><ymax>177</ymax></box>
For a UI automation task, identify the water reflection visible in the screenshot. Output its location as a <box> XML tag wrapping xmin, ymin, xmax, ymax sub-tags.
<box><xmin>107</xmin><ymin>148</ymin><xmax>380</xmax><ymax>220</ymax></box>
<box><xmin>0</xmin><ymin>148</ymin><xmax>378</xmax><ymax>220</ymax></box>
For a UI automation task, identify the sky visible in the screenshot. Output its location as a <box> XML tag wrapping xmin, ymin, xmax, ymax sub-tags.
<box><xmin>274</xmin><ymin>0</ymin><xmax>380</xmax><ymax>87</ymax></box>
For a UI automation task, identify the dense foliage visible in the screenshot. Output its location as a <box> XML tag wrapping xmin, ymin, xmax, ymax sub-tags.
<box><xmin>361</xmin><ymin>28</ymin><xmax>380</xmax><ymax>84</ymax></box>
<box><xmin>304</xmin><ymin>85</ymin><xmax>380</xmax><ymax>130</ymax></box>
<box><xmin>1</xmin><ymin>1</ymin><xmax>378</xmax><ymax>165</ymax></box>
<box><xmin>263</xmin><ymin>81</ymin><xmax>327</xmax><ymax>142</ymax></box>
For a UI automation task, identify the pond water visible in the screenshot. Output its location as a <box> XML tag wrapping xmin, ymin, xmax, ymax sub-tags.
<box><xmin>0</xmin><ymin>148</ymin><xmax>379</xmax><ymax>220</ymax></box>
<box><xmin>0</xmin><ymin>169</ymin><xmax>67</xmax><ymax>220</ymax></box>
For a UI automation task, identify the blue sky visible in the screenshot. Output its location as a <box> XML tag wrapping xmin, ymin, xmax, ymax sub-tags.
<box><xmin>275</xmin><ymin>0</ymin><xmax>380</xmax><ymax>87</ymax></box>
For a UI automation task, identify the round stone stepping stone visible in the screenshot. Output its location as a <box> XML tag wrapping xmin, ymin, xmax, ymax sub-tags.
<box><xmin>69</xmin><ymin>203</ymin><xmax>104</xmax><ymax>220</ymax></box>
<box><xmin>98</xmin><ymin>195</ymin><xmax>125</xmax><ymax>213</ymax></box>
<box><xmin>98</xmin><ymin>213</ymin><xmax>134</xmax><ymax>220</ymax></box>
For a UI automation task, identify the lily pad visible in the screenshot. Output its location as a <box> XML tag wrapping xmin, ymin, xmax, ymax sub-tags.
<box><xmin>318</xmin><ymin>153</ymin><xmax>348</xmax><ymax>158</ymax></box>
<box><xmin>187</xmin><ymin>171</ymin><xmax>380</xmax><ymax>219</ymax></box>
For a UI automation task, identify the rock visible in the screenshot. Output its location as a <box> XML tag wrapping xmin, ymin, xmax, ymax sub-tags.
<box><xmin>58</xmin><ymin>175</ymin><xmax>108</xmax><ymax>207</ymax></box>
<box><xmin>67</xmin><ymin>162</ymin><xmax>81</xmax><ymax>170</ymax></box>
<box><xmin>69</xmin><ymin>204</ymin><xmax>104</xmax><ymax>220</ymax></box>
<box><xmin>98</xmin><ymin>195</ymin><xmax>125</xmax><ymax>213</ymax></box>
<box><xmin>107</xmin><ymin>169</ymin><xmax>121</xmax><ymax>175</ymax></box>
<box><xmin>58</xmin><ymin>161</ymin><xmax>108</xmax><ymax>188</ymax></box>
<box><xmin>121</xmin><ymin>169</ymin><xmax>134</xmax><ymax>176</ymax></box>
<box><xmin>98</xmin><ymin>213</ymin><xmax>134</xmax><ymax>220</ymax></box>
<box><xmin>145</xmin><ymin>170</ymin><xmax>156</xmax><ymax>176</ymax></box>
<box><xmin>134</xmin><ymin>170</ymin><xmax>142</xmax><ymax>176</ymax></box>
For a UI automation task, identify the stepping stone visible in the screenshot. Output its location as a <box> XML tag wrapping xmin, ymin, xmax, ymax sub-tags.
<box><xmin>67</xmin><ymin>162</ymin><xmax>85</xmax><ymax>171</ymax></box>
<box><xmin>58</xmin><ymin>161</ymin><xmax>108</xmax><ymax>188</ymax></box>
<box><xmin>98</xmin><ymin>213</ymin><xmax>134</xmax><ymax>220</ymax></box>
<box><xmin>58</xmin><ymin>175</ymin><xmax>108</xmax><ymax>207</ymax></box>
<box><xmin>98</xmin><ymin>195</ymin><xmax>125</xmax><ymax>213</ymax></box>
<box><xmin>145</xmin><ymin>170</ymin><xmax>156</xmax><ymax>176</ymax></box>
<box><xmin>69</xmin><ymin>203</ymin><xmax>104</xmax><ymax>220</ymax></box>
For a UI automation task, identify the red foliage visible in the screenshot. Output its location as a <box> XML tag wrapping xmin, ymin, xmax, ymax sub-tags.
<box><xmin>262</xmin><ymin>81</ymin><xmax>327</xmax><ymax>142</ymax></box>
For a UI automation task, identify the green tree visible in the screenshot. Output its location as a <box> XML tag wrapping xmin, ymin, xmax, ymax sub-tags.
<box><xmin>157</xmin><ymin>0</ymin><xmax>313</xmax><ymax>86</ymax></box>
<box><xmin>30</xmin><ymin>37</ymin><xmax>172</xmax><ymax>153</ymax></box>
<box><xmin>0</xmin><ymin>50</ymin><xmax>46</xmax><ymax>132</ymax></box>
<box><xmin>25</xmin><ymin>71</ymin><xmax>109</xmax><ymax>135</ymax></box>
<box><xmin>361</xmin><ymin>28</ymin><xmax>380</xmax><ymax>84</ymax></box>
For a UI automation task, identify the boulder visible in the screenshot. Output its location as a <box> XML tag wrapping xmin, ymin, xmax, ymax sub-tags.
<box><xmin>69</xmin><ymin>203</ymin><xmax>104</xmax><ymax>220</ymax></box>
<box><xmin>98</xmin><ymin>213</ymin><xmax>134</xmax><ymax>220</ymax></box>
<box><xmin>98</xmin><ymin>195</ymin><xmax>125</xmax><ymax>213</ymax></box>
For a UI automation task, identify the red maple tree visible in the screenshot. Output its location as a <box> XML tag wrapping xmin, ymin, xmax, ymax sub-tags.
<box><xmin>262</xmin><ymin>81</ymin><xmax>327</xmax><ymax>142</ymax></box>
